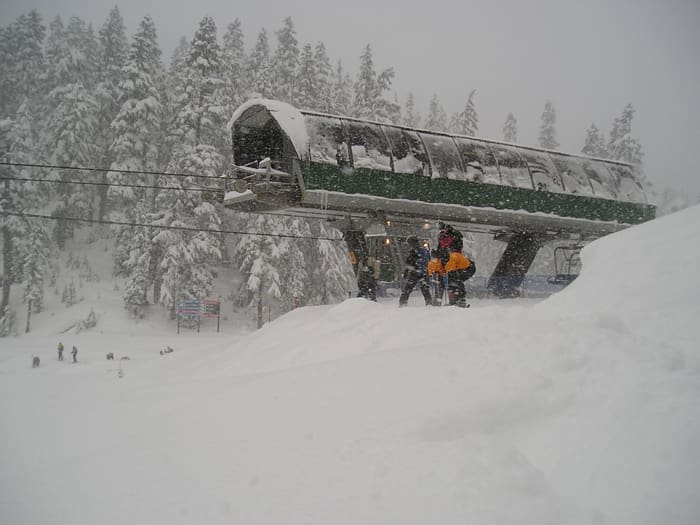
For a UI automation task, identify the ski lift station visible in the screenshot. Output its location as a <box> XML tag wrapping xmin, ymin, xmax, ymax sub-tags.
<box><xmin>224</xmin><ymin>99</ymin><xmax>655</xmax><ymax>297</ymax></box>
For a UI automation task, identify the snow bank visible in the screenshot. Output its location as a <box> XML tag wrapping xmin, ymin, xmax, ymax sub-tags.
<box><xmin>1</xmin><ymin>206</ymin><xmax>699</xmax><ymax>525</ymax></box>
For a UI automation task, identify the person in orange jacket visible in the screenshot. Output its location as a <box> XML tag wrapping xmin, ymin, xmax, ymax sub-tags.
<box><xmin>444</xmin><ymin>251</ymin><xmax>475</xmax><ymax>307</ymax></box>
<box><xmin>427</xmin><ymin>249</ymin><xmax>446</xmax><ymax>306</ymax></box>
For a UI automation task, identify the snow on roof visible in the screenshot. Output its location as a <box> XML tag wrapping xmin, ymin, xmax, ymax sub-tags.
<box><xmin>228</xmin><ymin>98</ymin><xmax>308</xmax><ymax>160</ymax></box>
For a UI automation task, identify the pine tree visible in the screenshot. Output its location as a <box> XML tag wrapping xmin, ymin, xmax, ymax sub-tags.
<box><xmin>0</xmin><ymin>11</ymin><xmax>46</xmax><ymax>115</ymax></box>
<box><xmin>22</xmin><ymin>221</ymin><xmax>50</xmax><ymax>331</ymax></box>
<box><xmin>107</xmin><ymin>15</ymin><xmax>164</xmax><ymax>290</ymax></box>
<box><xmin>313</xmin><ymin>42</ymin><xmax>334</xmax><ymax>113</ymax></box>
<box><xmin>451</xmin><ymin>89</ymin><xmax>478</xmax><ymax>136</ymax></box>
<box><xmin>221</xmin><ymin>18</ymin><xmax>247</xmax><ymax>108</ymax></box>
<box><xmin>352</xmin><ymin>44</ymin><xmax>398</xmax><ymax>122</ymax></box>
<box><xmin>1</xmin><ymin>101</ymin><xmax>48</xmax><ymax>315</ymax></box>
<box><xmin>581</xmin><ymin>123</ymin><xmax>608</xmax><ymax>158</ymax></box>
<box><xmin>248</xmin><ymin>29</ymin><xmax>272</xmax><ymax>98</ymax></box>
<box><xmin>42</xmin><ymin>16</ymin><xmax>100</xmax><ymax>239</ymax></box>
<box><xmin>538</xmin><ymin>100</ymin><xmax>559</xmax><ymax>149</ymax></box>
<box><xmin>233</xmin><ymin>214</ymin><xmax>282</xmax><ymax>309</ymax></box>
<box><xmin>156</xmin><ymin>17</ymin><xmax>225</xmax><ymax>313</ymax></box>
<box><xmin>294</xmin><ymin>43</ymin><xmax>317</xmax><ymax>110</ymax></box>
<box><xmin>271</xmin><ymin>17</ymin><xmax>299</xmax><ymax>104</ymax></box>
<box><xmin>608</xmin><ymin>103</ymin><xmax>643</xmax><ymax>164</ymax></box>
<box><xmin>404</xmin><ymin>92</ymin><xmax>420</xmax><ymax>128</ymax></box>
<box><xmin>502</xmin><ymin>113</ymin><xmax>518</xmax><ymax>143</ymax></box>
<box><xmin>424</xmin><ymin>94</ymin><xmax>447</xmax><ymax>131</ymax></box>
<box><xmin>95</xmin><ymin>6</ymin><xmax>128</xmax><ymax>219</ymax></box>
<box><xmin>331</xmin><ymin>60</ymin><xmax>352</xmax><ymax>115</ymax></box>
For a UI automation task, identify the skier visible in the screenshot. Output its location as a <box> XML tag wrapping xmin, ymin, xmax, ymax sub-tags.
<box><xmin>399</xmin><ymin>236</ymin><xmax>432</xmax><ymax>307</ymax></box>
<box><xmin>444</xmin><ymin>251</ymin><xmax>475</xmax><ymax>307</ymax></box>
<box><xmin>57</xmin><ymin>342</ymin><xmax>64</xmax><ymax>361</ymax></box>
<box><xmin>356</xmin><ymin>255</ymin><xmax>377</xmax><ymax>302</ymax></box>
<box><xmin>427</xmin><ymin>249</ymin><xmax>446</xmax><ymax>306</ymax></box>
<box><xmin>71</xmin><ymin>345</ymin><xmax>78</xmax><ymax>363</ymax></box>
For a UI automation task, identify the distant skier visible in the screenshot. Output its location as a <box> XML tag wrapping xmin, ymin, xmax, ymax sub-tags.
<box><xmin>71</xmin><ymin>345</ymin><xmax>78</xmax><ymax>363</ymax></box>
<box><xmin>399</xmin><ymin>236</ymin><xmax>432</xmax><ymax>307</ymax></box>
<box><xmin>57</xmin><ymin>342</ymin><xmax>64</xmax><ymax>361</ymax></box>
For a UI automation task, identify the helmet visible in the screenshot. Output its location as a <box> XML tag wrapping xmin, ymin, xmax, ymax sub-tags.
<box><xmin>406</xmin><ymin>235</ymin><xmax>419</xmax><ymax>247</ymax></box>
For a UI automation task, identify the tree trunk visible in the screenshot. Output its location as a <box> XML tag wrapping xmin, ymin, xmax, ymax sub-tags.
<box><xmin>25</xmin><ymin>299</ymin><xmax>31</xmax><ymax>333</ymax></box>
<box><xmin>1</xmin><ymin>225</ymin><xmax>12</xmax><ymax>312</ymax></box>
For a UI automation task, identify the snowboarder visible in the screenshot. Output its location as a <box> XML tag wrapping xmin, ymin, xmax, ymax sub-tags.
<box><xmin>32</xmin><ymin>356</ymin><xmax>40</xmax><ymax>368</ymax></box>
<box><xmin>57</xmin><ymin>342</ymin><xmax>64</xmax><ymax>361</ymax></box>
<box><xmin>356</xmin><ymin>255</ymin><xmax>377</xmax><ymax>302</ymax></box>
<box><xmin>399</xmin><ymin>236</ymin><xmax>432</xmax><ymax>307</ymax></box>
<box><xmin>71</xmin><ymin>345</ymin><xmax>78</xmax><ymax>363</ymax></box>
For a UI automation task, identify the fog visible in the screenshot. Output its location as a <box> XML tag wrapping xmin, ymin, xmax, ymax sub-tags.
<box><xmin>3</xmin><ymin>0</ymin><xmax>699</xmax><ymax>199</ymax></box>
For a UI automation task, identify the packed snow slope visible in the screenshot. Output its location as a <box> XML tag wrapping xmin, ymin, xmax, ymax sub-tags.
<box><xmin>1</xmin><ymin>206</ymin><xmax>699</xmax><ymax>525</ymax></box>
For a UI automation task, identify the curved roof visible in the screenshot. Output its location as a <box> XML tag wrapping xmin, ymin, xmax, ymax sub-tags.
<box><xmin>229</xmin><ymin>99</ymin><xmax>649</xmax><ymax>204</ymax></box>
<box><xmin>228</xmin><ymin>99</ymin><xmax>308</xmax><ymax>159</ymax></box>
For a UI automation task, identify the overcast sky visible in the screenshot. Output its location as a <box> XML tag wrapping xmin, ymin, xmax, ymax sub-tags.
<box><xmin>3</xmin><ymin>0</ymin><xmax>700</xmax><ymax>199</ymax></box>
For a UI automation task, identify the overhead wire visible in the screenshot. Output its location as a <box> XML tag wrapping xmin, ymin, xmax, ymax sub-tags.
<box><xmin>1</xmin><ymin>211</ymin><xmax>346</xmax><ymax>242</ymax></box>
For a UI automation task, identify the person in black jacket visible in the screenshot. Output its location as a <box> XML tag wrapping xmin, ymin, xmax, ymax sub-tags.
<box><xmin>399</xmin><ymin>236</ymin><xmax>432</xmax><ymax>307</ymax></box>
<box><xmin>356</xmin><ymin>255</ymin><xmax>377</xmax><ymax>301</ymax></box>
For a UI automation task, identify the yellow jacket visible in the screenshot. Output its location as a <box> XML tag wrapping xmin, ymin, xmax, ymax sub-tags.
<box><xmin>427</xmin><ymin>258</ymin><xmax>444</xmax><ymax>276</ymax></box>
<box><xmin>444</xmin><ymin>252</ymin><xmax>472</xmax><ymax>273</ymax></box>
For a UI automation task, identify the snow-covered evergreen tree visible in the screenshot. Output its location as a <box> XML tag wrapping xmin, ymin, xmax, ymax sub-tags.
<box><xmin>0</xmin><ymin>11</ymin><xmax>46</xmax><ymax>115</ymax></box>
<box><xmin>95</xmin><ymin>6</ymin><xmax>128</xmax><ymax>219</ymax></box>
<box><xmin>295</xmin><ymin>43</ymin><xmax>317</xmax><ymax>110</ymax></box>
<box><xmin>538</xmin><ymin>100</ymin><xmax>559</xmax><ymax>149</ymax></box>
<box><xmin>403</xmin><ymin>92</ymin><xmax>420</xmax><ymax>128</ymax></box>
<box><xmin>313</xmin><ymin>42</ymin><xmax>334</xmax><ymax>113</ymax></box>
<box><xmin>581</xmin><ymin>123</ymin><xmax>608</xmax><ymax>158</ymax></box>
<box><xmin>233</xmin><ymin>214</ymin><xmax>282</xmax><ymax>309</ymax></box>
<box><xmin>608</xmin><ymin>103</ymin><xmax>643</xmax><ymax>165</ymax></box>
<box><xmin>22</xmin><ymin>220</ymin><xmax>50</xmax><ymax>330</ymax></box>
<box><xmin>42</xmin><ymin>16</ymin><xmax>100</xmax><ymax>241</ymax></box>
<box><xmin>1</xmin><ymin>101</ymin><xmax>48</xmax><ymax>316</ymax></box>
<box><xmin>156</xmin><ymin>17</ymin><xmax>225</xmax><ymax>313</ymax></box>
<box><xmin>247</xmin><ymin>29</ymin><xmax>272</xmax><ymax>98</ymax></box>
<box><xmin>424</xmin><ymin>94</ymin><xmax>447</xmax><ymax>131</ymax></box>
<box><xmin>331</xmin><ymin>60</ymin><xmax>352</xmax><ymax>116</ymax></box>
<box><xmin>451</xmin><ymin>89</ymin><xmax>478</xmax><ymax>136</ymax></box>
<box><xmin>270</xmin><ymin>17</ymin><xmax>299</xmax><ymax>104</ymax></box>
<box><xmin>107</xmin><ymin>15</ymin><xmax>163</xmax><ymax>212</ymax></box>
<box><xmin>352</xmin><ymin>44</ymin><xmax>398</xmax><ymax>122</ymax></box>
<box><xmin>307</xmin><ymin>221</ymin><xmax>352</xmax><ymax>305</ymax></box>
<box><xmin>221</xmin><ymin>19</ymin><xmax>247</xmax><ymax>109</ymax></box>
<box><xmin>107</xmin><ymin>15</ymin><xmax>164</xmax><ymax>296</ymax></box>
<box><xmin>502</xmin><ymin>112</ymin><xmax>518</xmax><ymax>143</ymax></box>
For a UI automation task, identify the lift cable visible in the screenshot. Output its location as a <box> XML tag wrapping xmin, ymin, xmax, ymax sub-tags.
<box><xmin>1</xmin><ymin>211</ymin><xmax>346</xmax><ymax>242</ymax></box>
<box><xmin>1</xmin><ymin>175</ymin><xmax>222</xmax><ymax>193</ymax></box>
<box><xmin>0</xmin><ymin>160</ymin><xmax>225</xmax><ymax>182</ymax></box>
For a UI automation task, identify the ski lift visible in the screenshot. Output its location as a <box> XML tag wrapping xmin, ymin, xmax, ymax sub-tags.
<box><xmin>547</xmin><ymin>244</ymin><xmax>583</xmax><ymax>285</ymax></box>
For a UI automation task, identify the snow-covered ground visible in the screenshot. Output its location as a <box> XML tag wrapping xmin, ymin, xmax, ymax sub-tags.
<box><xmin>1</xmin><ymin>206</ymin><xmax>699</xmax><ymax>525</ymax></box>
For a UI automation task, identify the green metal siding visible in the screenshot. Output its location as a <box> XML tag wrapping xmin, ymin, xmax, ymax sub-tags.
<box><xmin>304</xmin><ymin>162</ymin><xmax>655</xmax><ymax>225</ymax></box>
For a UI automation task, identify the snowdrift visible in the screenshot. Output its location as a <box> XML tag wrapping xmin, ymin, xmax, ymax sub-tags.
<box><xmin>1</xmin><ymin>206</ymin><xmax>699</xmax><ymax>525</ymax></box>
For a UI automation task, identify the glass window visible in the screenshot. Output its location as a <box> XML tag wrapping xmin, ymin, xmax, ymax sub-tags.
<box><xmin>306</xmin><ymin>115</ymin><xmax>349</xmax><ymax>166</ymax></box>
<box><xmin>419</xmin><ymin>133</ymin><xmax>465</xmax><ymax>180</ymax></box>
<box><xmin>487</xmin><ymin>144</ymin><xmax>533</xmax><ymax>189</ymax></box>
<box><xmin>454</xmin><ymin>138</ymin><xmax>501</xmax><ymax>184</ymax></box>
<box><xmin>605</xmin><ymin>163</ymin><xmax>647</xmax><ymax>203</ymax></box>
<box><xmin>580</xmin><ymin>160</ymin><xmax>618</xmax><ymax>199</ymax></box>
<box><xmin>550</xmin><ymin>154</ymin><xmax>595</xmax><ymax>196</ymax></box>
<box><xmin>381</xmin><ymin>126</ymin><xmax>430</xmax><ymax>176</ymax></box>
<box><xmin>342</xmin><ymin>120</ymin><xmax>392</xmax><ymax>172</ymax></box>
<box><xmin>520</xmin><ymin>150</ymin><xmax>564</xmax><ymax>192</ymax></box>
